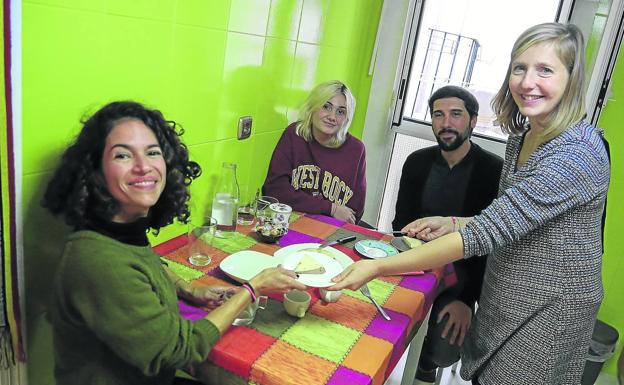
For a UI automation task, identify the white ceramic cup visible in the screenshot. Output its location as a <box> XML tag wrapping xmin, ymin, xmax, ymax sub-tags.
<box><xmin>283</xmin><ymin>289</ymin><xmax>311</xmax><ymax>318</ymax></box>
<box><xmin>319</xmin><ymin>288</ymin><xmax>343</xmax><ymax>303</ymax></box>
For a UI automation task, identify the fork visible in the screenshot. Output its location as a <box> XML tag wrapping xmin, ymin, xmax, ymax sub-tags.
<box><xmin>360</xmin><ymin>284</ymin><xmax>391</xmax><ymax>320</ymax></box>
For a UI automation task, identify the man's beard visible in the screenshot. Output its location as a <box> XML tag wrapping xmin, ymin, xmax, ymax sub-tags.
<box><xmin>435</xmin><ymin>126</ymin><xmax>472</xmax><ymax>151</ymax></box>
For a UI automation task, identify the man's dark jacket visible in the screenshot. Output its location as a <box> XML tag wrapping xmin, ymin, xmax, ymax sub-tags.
<box><xmin>392</xmin><ymin>142</ymin><xmax>503</xmax><ymax>306</ymax></box>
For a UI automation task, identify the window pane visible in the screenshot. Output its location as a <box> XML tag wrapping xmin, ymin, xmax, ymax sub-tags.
<box><xmin>403</xmin><ymin>0</ymin><xmax>561</xmax><ymax>140</ymax></box>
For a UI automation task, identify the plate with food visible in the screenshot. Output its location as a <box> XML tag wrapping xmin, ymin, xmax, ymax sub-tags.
<box><xmin>273</xmin><ymin>243</ymin><xmax>354</xmax><ymax>269</ymax></box>
<box><xmin>219</xmin><ymin>250</ymin><xmax>279</xmax><ymax>283</ymax></box>
<box><xmin>282</xmin><ymin>251</ymin><xmax>345</xmax><ymax>287</ymax></box>
<box><xmin>354</xmin><ymin>240</ymin><xmax>399</xmax><ymax>259</ymax></box>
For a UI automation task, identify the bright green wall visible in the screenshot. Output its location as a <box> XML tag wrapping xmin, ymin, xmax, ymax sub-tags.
<box><xmin>596</xmin><ymin>37</ymin><xmax>624</xmax><ymax>375</ymax></box>
<box><xmin>22</xmin><ymin>0</ymin><xmax>382</xmax><ymax>383</ymax></box>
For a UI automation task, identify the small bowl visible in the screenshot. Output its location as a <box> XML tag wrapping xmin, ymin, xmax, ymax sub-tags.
<box><xmin>255</xmin><ymin>226</ymin><xmax>288</xmax><ymax>243</ymax></box>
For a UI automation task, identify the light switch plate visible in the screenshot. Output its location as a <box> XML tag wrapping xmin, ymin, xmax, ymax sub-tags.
<box><xmin>238</xmin><ymin>116</ymin><xmax>252</xmax><ymax>140</ymax></box>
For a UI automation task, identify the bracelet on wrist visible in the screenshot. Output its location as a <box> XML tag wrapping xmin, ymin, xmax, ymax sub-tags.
<box><xmin>247</xmin><ymin>281</ymin><xmax>259</xmax><ymax>298</ymax></box>
<box><xmin>241</xmin><ymin>283</ymin><xmax>257</xmax><ymax>302</ymax></box>
<box><xmin>451</xmin><ymin>216</ymin><xmax>458</xmax><ymax>232</ymax></box>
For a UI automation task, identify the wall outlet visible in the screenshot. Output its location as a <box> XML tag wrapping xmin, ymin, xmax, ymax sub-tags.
<box><xmin>237</xmin><ymin>116</ymin><xmax>252</xmax><ymax>140</ymax></box>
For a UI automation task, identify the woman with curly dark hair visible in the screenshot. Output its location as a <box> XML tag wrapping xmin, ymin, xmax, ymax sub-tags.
<box><xmin>42</xmin><ymin>101</ymin><xmax>305</xmax><ymax>385</ymax></box>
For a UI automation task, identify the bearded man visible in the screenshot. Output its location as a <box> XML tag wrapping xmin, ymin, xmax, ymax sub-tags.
<box><xmin>392</xmin><ymin>86</ymin><xmax>503</xmax><ymax>384</ymax></box>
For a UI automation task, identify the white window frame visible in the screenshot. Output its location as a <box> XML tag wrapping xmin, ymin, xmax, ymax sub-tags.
<box><xmin>361</xmin><ymin>0</ymin><xmax>624</xmax><ymax>227</ymax></box>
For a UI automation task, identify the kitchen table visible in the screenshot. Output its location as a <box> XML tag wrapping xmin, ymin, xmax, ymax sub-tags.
<box><xmin>154</xmin><ymin>213</ymin><xmax>456</xmax><ymax>385</ymax></box>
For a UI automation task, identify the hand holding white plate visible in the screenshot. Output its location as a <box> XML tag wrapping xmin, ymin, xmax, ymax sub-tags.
<box><xmin>220</xmin><ymin>250</ymin><xmax>279</xmax><ymax>283</ymax></box>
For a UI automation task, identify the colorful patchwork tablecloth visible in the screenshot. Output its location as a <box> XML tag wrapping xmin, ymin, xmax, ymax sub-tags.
<box><xmin>154</xmin><ymin>214</ymin><xmax>456</xmax><ymax>385</ymax></box>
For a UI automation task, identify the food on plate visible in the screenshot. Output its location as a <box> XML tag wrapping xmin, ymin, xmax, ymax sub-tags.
<box><xmin>301</xmin><ymin>248</ymin><xmax>334</xmax><ymax>258</ymax></box>
<box><xmin>295</xmin><ymin>254</ymin><xmax>323</xmax><ymax>273</ymax></box>
<box><xmin>402</xmin><ymin>236</ymin><xmax>423</xmax><ymax>249</ymax></box>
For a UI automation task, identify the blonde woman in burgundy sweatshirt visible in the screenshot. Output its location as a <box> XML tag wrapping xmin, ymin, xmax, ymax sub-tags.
<box><xmin>263</xmin><ymin>80</ymin><xmax>366</xmax><ymax>224</ymax></box>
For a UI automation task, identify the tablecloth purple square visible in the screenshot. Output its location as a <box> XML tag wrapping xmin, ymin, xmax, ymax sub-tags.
<box><xmin>278</xmin><ymin>229</ymin><xmax>322</xmax><ymax>246</ymax></box>
<box><xmin>179</xmin><ymin>300</ymin><xmax>208</xmax><ymax>321</ymax></box>
<box><xmin>327</xmin><ymin>366</ymin><xmax>372</xmax><ymax>385</ymax></box>
<box><xmin>306</xmin><ymin>214</ymin><xmax>346</xmax><ymax>227</ymax></box>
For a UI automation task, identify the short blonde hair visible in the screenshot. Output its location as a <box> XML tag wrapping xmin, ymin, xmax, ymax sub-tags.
<box><xmin>295</xmin><ymin>80</ymin><xmax>356</xmax><ymax>148</ymax></box>
<box><xmin>492</xmin><ymin>23</ymin><xmax>586</xmax><ymax>138</ymax></box>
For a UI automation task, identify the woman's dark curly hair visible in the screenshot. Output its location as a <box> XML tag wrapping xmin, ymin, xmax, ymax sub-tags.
<box><xmin>42</xmin><ymin>101</ymin><xmax>202</xmax><ymax>231</ymax></box>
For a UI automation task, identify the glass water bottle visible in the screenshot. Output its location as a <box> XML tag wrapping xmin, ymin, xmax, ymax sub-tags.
<box><xmin>211</xmin><ymin>162</ymin><xmax>240</xmax><ymax>237</ymax></box>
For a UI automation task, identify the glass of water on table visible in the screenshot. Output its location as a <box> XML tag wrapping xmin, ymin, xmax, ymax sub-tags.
<box><xmin>237</xmin><ymin>187</ymin><xmax>258</xmax><ymax>226</ymax></box>
<box><xmin>187</xmin><ymin>217</ymin><xmax>217</xmax><ymax>266</ymax></box>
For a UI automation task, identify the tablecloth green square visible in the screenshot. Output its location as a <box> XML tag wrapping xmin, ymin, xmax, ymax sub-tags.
<box><xmin>212</xmin><ymin>232</ymin><xmax>257</xmax><ymax>253</ymax></box>
<box><xmin>280</xmin><ymin>314</ymin><xmax>360</xmax><ymax>363</ymax></box>
<box><xmin>160</xmin><ymin>258</ymin><xmax>204</xmax><ymax>282</ymax></box>
<box><xmin>344</xmin><ymin>278</ymin><xmax>395</xmax><ymax>304</ymax></box>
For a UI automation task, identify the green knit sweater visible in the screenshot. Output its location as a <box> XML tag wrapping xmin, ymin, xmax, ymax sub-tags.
<box><xmin>50</xmin><ymin>230</ymin><xmax>220</xmax><ymax>385</ymax></box>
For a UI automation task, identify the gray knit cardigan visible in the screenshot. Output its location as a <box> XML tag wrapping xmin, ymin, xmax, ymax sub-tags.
<box><xmin>459</xmin><ymin>121</ymin><xmax>610</xmax><ymax>385</ymax></box>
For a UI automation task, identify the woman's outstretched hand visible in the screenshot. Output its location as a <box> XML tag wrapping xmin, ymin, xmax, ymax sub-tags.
<box><xmin>326</xmin><ymin>260</ymin><xmax>380</xmax><ymax>291</ymax></box>
<box><xmin>249</xmin><ymin>266</ymin><xmax>307</xmax><ymax>295</ymax></box>
<box><xmin>402</xmin><ymin>216</ymin><xmax>453</xmax><ymax>241</ymax></box>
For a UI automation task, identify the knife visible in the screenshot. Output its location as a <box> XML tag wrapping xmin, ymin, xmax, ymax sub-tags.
<box><xmin>319</xmin><ymin>235</ymin><xmax>356</xmax><ymax>249</ymax></box>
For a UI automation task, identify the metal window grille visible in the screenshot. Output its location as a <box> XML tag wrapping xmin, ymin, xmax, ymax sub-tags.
<box><xmin>406</xmin><ymin>28</ymin><xmax>481</xmax><ymax>120</ymax></box>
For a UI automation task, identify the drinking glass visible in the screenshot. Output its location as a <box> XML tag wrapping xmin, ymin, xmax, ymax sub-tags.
<box><xmin>232</xmin><ymin>296</ymin><xmax>268</xmax><ymax>326</ymax></box>
<box><xmin>237</xmin><ymin>187</ymin><xmax>257</xmax><ymax>226</ymax></box>
<box><xmin>223</xmin><ymin>290</ymin><xmax>268</xmax><ymax>326</ymax></box>
<box><xmin>255</xmin><ymin>196</ymin><xmax>278</xmax><ymax>225</ymax></box>
<box><xmin>187</xmin><ymin>217</ymin><xmax>217</xmax><ymax>266</ymax></box>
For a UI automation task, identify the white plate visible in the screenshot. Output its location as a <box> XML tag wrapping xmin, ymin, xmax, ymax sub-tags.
<box><xmin>282</xmin><ymin>251</ymin><xmax>345</xmax><ymax>288</ymax></box>
<box><xmin>273</xmin><ymin>243</ymin><xmax>354</xmax><ymax>269</ymax></box>
<box><xmin>219</xmin><ymin>250</ymin><xmax>279</xmax><ymax>283</ymax></box>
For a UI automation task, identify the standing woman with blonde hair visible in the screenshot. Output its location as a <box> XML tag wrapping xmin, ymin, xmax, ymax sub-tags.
<box><xmin>263</xmin><ymin>80</ymin><xmax>366</xmax><ymax>223</ymax></box>
<box><xmin>329</xmin><ymin>23</ymin><xmax>610</xmax><ymax>385</ymax></box>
